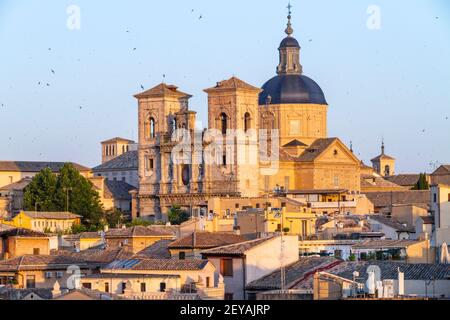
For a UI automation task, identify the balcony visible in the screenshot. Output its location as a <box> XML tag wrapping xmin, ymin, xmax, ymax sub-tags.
<box><xmin>309</xmin><ymin>201</ymin><xmax>357</xmax><ymax>209</ymax></box>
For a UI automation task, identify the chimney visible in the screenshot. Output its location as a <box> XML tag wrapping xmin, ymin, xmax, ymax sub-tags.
<box><xmin>398</xmin><ymin>268</ymin><xmax>404</xmax><ymax>296</ymax></box>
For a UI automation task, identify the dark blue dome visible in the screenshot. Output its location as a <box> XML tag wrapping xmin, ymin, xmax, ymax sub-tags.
<box><xmin>259</xmin><ymin>74</ymin><xmax>327</xmax><ymax>105</ymax></box>
<box><xmin>279</xmin><ymin>36</ymin><xmax>300</xmax><ymax>48</ymax></box>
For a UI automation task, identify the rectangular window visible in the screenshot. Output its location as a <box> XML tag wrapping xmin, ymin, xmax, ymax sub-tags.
<box><xmin>121</xmin><ymin>282</ymin><xmax>126</xmax><ymax>294</ymax></box>
<box><xmin>302</xmin><ymin>220</ymin><xmax>307</xmax><ymax>237</ymax></box>
<box><xmin>289</xmin><ymin>120</ymin><xmax>301</xmax><ymax>135</ymax></box>
<box><xmin>334</xmin><ymin>249</ymin><xmax>343</xmax><ymax>259</ymax></box>
<box><xmin>224</xmin><ymin>293</ymin><xmax>234</xmax><ymax>300</ymax></box>
<box><xmin>145</xmin><ymin>157</ymin><xmax>154</xmax><ymax>171</ymax></box>
<box><xmin>82</xmin><ymin>282</ymin><xmax>92</xmax><ymax>289</ymax></box>
<box><xmin>26</xmin><ymin>275</ymin><xmax>36</xmax><ymax>289</ymax></box>
<box><xmin>222</xmin><ymin>154</ymin><xmax>227</xmax><ymax>166</ymax></box>
<box><xmin>45</xmin><ymin>272</ymin><xmax>52</xmax><ymax>279</ymax></box>
<box><xmin>284</xmin><ymin>176</ymin><xmax>290</xmax><ymax>192</ymax></box>
<box><xmin>56</xmin><ymin>271</ymin><xmax>63</xmax><ymax>279</ymax></box>
<box><xmin>448</xmin><ymin>193</ymin><xmax>450</xmax><ymax>202</ymax></box>
<box><xmin>105</xmin><ymin>282</ymin><xmax>109</xmax><ymax>293</ymax></box>
<box><xmin>220</xmin><ymin>258</ymin><xmax>233</xmax><ymax>277</ymax></box>
<box><xmin>160</xmin><ymin>282</ymin><xmax>166</xmax><ymax>292</ymax></box>
<box><xmin>33</xmin><ymin>248</ymin><xmax>40</xmax><ymax>255</ymax></box>
<box><xmin>206</xmin><ymin>277</ymin><xmax>211</xmax><ymax>288</ymax></box>
<box><xmin>433</xmin><ymin>193</ymin><xmax>437</xmax><ymax>203</ymax></box>
<box><xmin>334</xmin><ymin>175</ymin><xmax>339</xmax><ymax>187</ymax></box>
<box><xmin>141</xmin><ymin>282</ymin><xmax>146</xmax><ymax>293</ymax></box>
<box><xmin>264</xmin><ymin>176</ymin><xmax>270</xmax><ymax>192</ymax></box>
<box><xmin>179</xmin><ymin>251</ymin><xmax>186</xmax><ymax>260</ymax></box>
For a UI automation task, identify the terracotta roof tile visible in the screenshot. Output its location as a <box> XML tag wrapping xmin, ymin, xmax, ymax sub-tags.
<box><xmin>365</xmin><ymin>190</ymin><xmax>430</xmax><ymax>208</ymax></box>
<box><xmin>385</xmin><ymin>174</ymin><xmax>422</xmax><ymax>186</ymax></box>
<box><xmin>201</xmin><ymin>236</ymin><xmax>276</xmax><ymax>256</ymax></box>
<box><xmin>0</xmin><ymin>255</ymin><xmax>88</xmax><ymax>272</ymax></box>
<box><xmin>204</xmin><ymin>76</ymin><xmax>261</xmax><ymax>92</ymax></box>
<box><xmin>0</xmin><ymin>228</ymin><xmax>49</xmax><ymax>238</ymax></box>
<box><xmin>93</xmin><ymin>150</ymin><xmax>138</xmax><ymax>171</ymax></box>
<box><xmin>246</xmin><ymin>256</ymin><xmax>338</xmax><ymax>290</ymax></box>
<box><xmin>105</xmin><ymin>226</ymin><xmax>176</xmax><ymax>238</ymax></box>
<box><xmin>134</xmin><ymin>83</ymin><xmax>191</xmax><ymax>99</ymax></box>
<box><xmin>133</xmin><ymin>239</ymin><xmax>173</xmax><ymax>259</ymax></box>
<box><xmin>103</xmin><ymin>180</ymin><xmax>136</xmax><ymax>200</ymax></box>
<box><xmin>22</xmin><ymin>211</ymin><xmax>81</xmax><ymax>220</ymax></box>
<box><xmin>168</xmin><ymin>231</ymin><xmax>247</xmax><ymax>249</ymax></box>
<box><xmin>104</xmin><ymin>258</ymin><xmax>209</xmax><ymax>271</ymax></box>
<box><xmin>0</xmin><ymin>161</ymin><xmax>90</xmax><ymax>173</ymax></box>
<box><xmin>296</xmin><ymin>138</ymin><xmax>338</xmax><ymax>162</ymax></box>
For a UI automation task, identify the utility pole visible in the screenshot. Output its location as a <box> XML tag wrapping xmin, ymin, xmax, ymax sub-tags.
<box><xmin>63</xmin><ymin>187</ymin><xmax>72</xmax><ymax>212</ymax></box>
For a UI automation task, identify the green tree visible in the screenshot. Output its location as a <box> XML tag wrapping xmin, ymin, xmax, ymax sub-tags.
<box><xmin>55</xmin><ymin>163</ymin><xmax>104</xmax><ymax>227</ymax></box>
<box><xmin>23</xmin><ymin>163</ymin><xmax>104</xmax><ymax>229</ymax></box>
<box><xmin>23</xmin><ymin>167</ymin><xmax>59</xmax><ymax>211</ymax></box>
<box><xmin>126</xmin><ymin>218</ymin><xmax>152</xmax><ymax>227</ymax></box>
<box><xmin>105</xmin><ymin>208</ymin><xmax>125</xmax><ymax>228</ymax></box>
<box><xmin>167</xmin><ymin>205</ymin><xmax>190</xmax><ymax>225</ymax></box>
<box><xmin>412</xmin><ymin>173</ymin><xmax>429</xmax><ymax>190</ymax></box>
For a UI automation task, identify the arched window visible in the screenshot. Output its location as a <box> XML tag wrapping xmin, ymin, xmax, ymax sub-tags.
<box><xmin>149</xmin><ymin>117</ymin><xmax>155</xmax><ymax>138</ymax></box>
<box><xmin>244</xmin><ymin>112</ymin><xmax>251</xmax><ymax>132</ymax></box>
<box><xmin>220</xmin><ymin>113</ymin><xmax>228</xmax><ymax>135</ymax></box>
<box><xmin>171</xmin><ymin>118</ymin><xmax>177</xmax><ymax>133</ymax></box>
<box><xmin>384</xmin><ymin>165</ymin><xmax>390</xmax><ymax>176</ymax></box>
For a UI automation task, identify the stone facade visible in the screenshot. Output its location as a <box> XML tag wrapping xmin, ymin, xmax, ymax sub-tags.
<box><xmin>134</xmin><ymin>19</ymin><xmax>362</xmax><ymax>221</ymax></box>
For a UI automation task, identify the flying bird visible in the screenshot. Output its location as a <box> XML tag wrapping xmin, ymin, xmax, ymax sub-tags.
<box><xmin>199</xmin><ymin>15</ymin><xmax>202</xmax><ymax>20</ymax></box>
<box><xmin>140</xmin><ymin>85</ymin><xmax>144</xmax><ymax>90</ymax></box>
<box><xmin>51</xmin><ymin>69</ymin><xmax>55</xmax><ymax>74</ymax></box>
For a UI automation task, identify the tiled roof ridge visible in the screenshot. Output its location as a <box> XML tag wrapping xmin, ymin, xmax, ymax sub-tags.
<box><xmin>202</xmin><ymin>235</ymin><xmax>276</xmax><ymax>254</ymax></box>
<box><xmin>288</xmin><ymin>259</ymin><xmax>343</xmax><ymax>289</ymax></box>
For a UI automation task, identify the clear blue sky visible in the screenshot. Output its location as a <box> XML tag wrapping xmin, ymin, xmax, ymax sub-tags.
<box><xmin>0</xmin><ymin>0</ymin><xmax>449</xmax><ymax>173</ymax></box>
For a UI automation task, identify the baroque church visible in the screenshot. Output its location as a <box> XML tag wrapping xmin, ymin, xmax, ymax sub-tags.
<box><xmin>132</xmin><ymin>12</ymin><xmax>362</xmax><ymax>220</ymax></box>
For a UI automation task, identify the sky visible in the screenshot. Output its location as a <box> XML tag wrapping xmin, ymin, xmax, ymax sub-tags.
<box><xmin>0</xmin><ymin>0</ymin><xmax>449</xmax><ymax>173</ymax></box>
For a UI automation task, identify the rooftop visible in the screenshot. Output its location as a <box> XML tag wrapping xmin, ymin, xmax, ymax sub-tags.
<box><xmin>134</xmin><ymin>83</ymin><xmax>192</xmax><ymax>99</ymax></box>
<box><xmin>385</xmin><ymin>174</ymin><xmax>423</xmax><ymax>187</ymax></box>
<box><xmin>246</xmin><ymin>256</ymin><xmax>338</xmax><ymax>291</ymax></box>
<box><xmin>351</xmin><ymin>239</ymin><xmax>423</xmax><ymax>250</ymax></box>
<box><xmin>101</xmin><ymin>137</ymin><xmax>135</xmax><ymax>144</ymax></box>
<box><xmin>168</xmin><ymin>231</ymin><xmax>247</xmax><ymax>249</ymax></box>
<box><xmin>103</xmin><ymin>258</ymin><xmax>209</xmax><ymax>271</ymax></box>
<box><xmin>0</xmin><ymin>177</ymin><xmax>32</xmax><ymax>191</ymax></box>
<box><xmin>21</xmin><ymin>211</ymin><xmax>81</xmax><ymax>220</ymax></box>
<box><xmin>368</xmin><ymin>215</ymin><xmax>415</xmax><ymax>233</ymax></box>
<box><xmin>0</xmin><ymin>255</ymin><xmax>87</xmax><ymax>272</ymax></box>
<box><xmin>0</xmin><ymin>161</ymin><xmax>90</xmax><ymax>173</ymax></box>
<box><xmin>93</xmin><ymin>150</ymin><xmax>138</xmax><ymax>172</ymax></box>
<box><xmin>201</xmin><ymin>236</ymin><xmax>276</xmax><ymax>257</ymax></box>
<box><xmin>105</xmin><ymin>226</ymin><xmax>176</xmax><ymax>238</ymax></box>
<box><xmin>54</xmin><ymin>246</ymin><xmax>134</xmax><ymax>266</ymax></box>
<box><xmin>327</xmin><ymin>260</ymin><xmax>450</xmax><ymax>281</ymax></box>
<box><xmin>133</xmin><ymin>239</ymin><xmax>173</xmax><ymax>259</ymax></box>
<box><xmin>0</xmin><ymin>228</ymin><xmax>49</xmax><ymax>238</ymax></box>
<box><xmin>204</xmin><ymin>76</ymin><xmax>261</xmax><ymax>93</ymax></box>
<box><xmin>104</xmin><ymin>180</ymin><xmax>136</xmax><ymax>200</ymax></box>
<box><xmin>364</xmin><ymin>190</ymin><xmax>430</xmax><ymax>208</ymax></box>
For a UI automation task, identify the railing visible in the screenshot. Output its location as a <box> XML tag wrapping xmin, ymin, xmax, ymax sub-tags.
<box><xmin>309</xmin><ymin>201</ymin><xmax>357</xmax><ymax>209</ymax></box>
<box><xmin>121</xmin><ymin>291</ymin><xmax>201</xmax><ymax>300</ymax></box>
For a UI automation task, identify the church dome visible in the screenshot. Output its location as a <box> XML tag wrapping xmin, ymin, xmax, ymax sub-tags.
<box><xmin>279</xmin><ymin>36</ymin><xmax>300</xmax><ymax>48</ymax></box>
<box><xmin>259</xmin><ymin>8</ymin><xmax>327</xmax><ymax>106</ymax></box>
<box><xmin>259</xmin><ymin>74</ymin><xmax>327</xmax><ymax>105</ymax></box>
